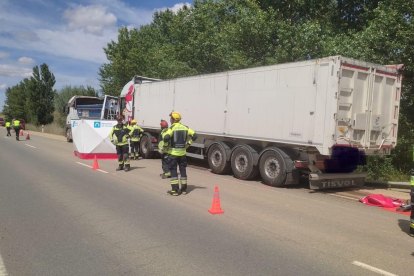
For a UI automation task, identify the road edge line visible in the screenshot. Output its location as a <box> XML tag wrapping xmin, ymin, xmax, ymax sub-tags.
<box><xmin>0</xmin><ymin>252</ymin><xmax>8</xmax><ymax>276</ymax></box>
<box><xmin>352</xmin><ymin>261</ymin><xmax>398</xmax><ymax>276</ymax></box>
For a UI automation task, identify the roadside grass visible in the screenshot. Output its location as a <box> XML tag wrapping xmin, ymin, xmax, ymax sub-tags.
<box><xmin>26</xmin><ymin>122</ymin><xmax>65</xmax><ymax>136</ymax></box>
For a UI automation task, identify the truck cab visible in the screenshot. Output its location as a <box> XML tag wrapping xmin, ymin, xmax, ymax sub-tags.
<box><xmin>64</xmin><ymin>95</ymin><xmax>120</xmax><ymax>142</ymax></box>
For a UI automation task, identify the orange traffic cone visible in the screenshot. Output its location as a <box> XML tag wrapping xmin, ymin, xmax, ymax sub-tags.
<box><xmin>19</xmin><ymin>129</ymin><xmax>23</xmax><ymax>136</ymax></box>
<box><xmin>92</xmin><ymin>155</ymin><xmax>100</xmax><ymax>170</ymax></box>
<box><xmin>208</xmin><ymin>186</ymin><xmax>224</xmax><ymax>214</ymax></box>
<box><xmin>26</xmin><ymin>131</ymin><xmax>30</xmax><ymax>140</ymax></box>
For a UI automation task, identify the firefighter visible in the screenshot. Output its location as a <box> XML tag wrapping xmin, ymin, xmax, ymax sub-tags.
<box><xmin>158</xmin><ymin>119</ymin><xmax>171</xmax><ymax>179</ymax></box>
<box><xmin>130</xmin><ymin>119</ymin><xmax>143</xmax><ymax>160</ymax></box>
<box><xmin>109</xmin><ymin>115</ymin><xmax>133</xmax><ymax>172</ymax></box>
<box><xmin>13</xmin><ymin>118</ymin><xmax>20</xmax><ymax>141</ymax></box>
<box><xmin>162</xmin><ymin>111</ymin><xmax>197</xmax><ymax>196</ymax></box>
<box><xmin>5</xmin><ymin>121</ymin><xmax>11</xmax><ymax>136</ymax></box>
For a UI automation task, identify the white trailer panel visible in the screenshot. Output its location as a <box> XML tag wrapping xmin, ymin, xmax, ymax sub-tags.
<box><xmin>130</xmin><ymin>56</ymin><xmax>401</xmax><ymax>156</ymax></box>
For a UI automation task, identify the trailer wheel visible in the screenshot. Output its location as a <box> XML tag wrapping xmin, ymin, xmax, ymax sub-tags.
<box><xmin>140</xmin><ymin>135</ymin><xmax>154</xmax><ymax>159</ymax></box>
<box><xmin>259</xmin><ymin>150</ymin><xmax>286</xmax><ymax>186</ymax></box>
<box><xmin>66</xmin><ymin>128</ymin><xmax>72</xmax><ymax>142</ymax></box>
<box><xmin>208</xmin><ymin>144</ymin><xmax>231</xmax><ymax>174</ymax></box>
<box><xmin>231</xmin><ymin>146</ymin><xmax>259</xmax><ymax>180</ymax></box>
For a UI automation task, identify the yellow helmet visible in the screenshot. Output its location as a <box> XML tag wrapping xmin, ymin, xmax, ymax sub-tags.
<box><xmin>131</xmin><ymin>119</ymin><xmax>137</xmax><ymax>125</ymax></box>
<box><xmin>169</xmin><ymin>111</ymin><xmax>181</xmax><ymax>121</ymax></box>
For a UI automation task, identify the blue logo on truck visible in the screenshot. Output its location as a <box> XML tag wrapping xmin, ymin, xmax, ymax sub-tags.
<box><xmin>94</xmin><ymin>122</ymin><xmax>101</xmax><ymax>128</ymax></box>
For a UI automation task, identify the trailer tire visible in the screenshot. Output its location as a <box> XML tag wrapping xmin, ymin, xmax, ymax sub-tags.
<box><xmin>231</xmin><ymin>146</ymin><xmax>259</xmax><ymax>180</ymax></box>
<box><xmin>140</xmin><ymin>135</ymin><xmax>154</xmax><ymax>159</ymax></box>
<box><xmin>208</xmin><ymin>144</ymin><xmax>231</xmax><ymax>174</ymax></box>
<box><xmin>66</xmin><ymin>128</ymin><xmax>72</xmax><ymax>142</ymax></box>
<box><xmin>259</xmin><ymin>150</ymin><xmax>286</xmax><ymax>186</ymax></box>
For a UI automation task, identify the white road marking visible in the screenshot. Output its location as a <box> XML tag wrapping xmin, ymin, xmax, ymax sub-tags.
<box><xmin>3</xmin><ymin>137</ymin><xmax>8</xmax><ymax>139</ymax></box>
<box><xmin>0</xmin><ymin>251</ymin><xmax>8</xmax><ymax>276</ymax></box>
<box><xmin>76</xmin><ymin>162</ymin><xmax>108</xmax><ymax>173</ymax></box>
<box><xmin>25</xmin><ymin>144</ymin><xmax>36</xmax><ymax>148</ymax></box>
<box><xmin>77</xmin><ymin>162</ymin><xmax>92</xmax><ymax>168</ymax></box>
<box><xmin>97</xmin><ymin>169</ymin><xmax>108</xmax><ymax>174</ymax></box>
<box><xmin>352</xmin><ymin>261</ymin><xmax>398</xmax><ymax>276</ymax></box>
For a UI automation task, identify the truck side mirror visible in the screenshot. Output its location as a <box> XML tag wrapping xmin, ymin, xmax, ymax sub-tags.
<box><xmin>62</xmin><ymin>106</ymin><xmax>66</xmax><ymax>114</ymax></box>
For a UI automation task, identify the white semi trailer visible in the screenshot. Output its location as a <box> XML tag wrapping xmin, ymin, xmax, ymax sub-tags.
<box><xmin>120</xmin><ymin>56</ymin><xmax>403</xmax><ymax>189</ymax></box>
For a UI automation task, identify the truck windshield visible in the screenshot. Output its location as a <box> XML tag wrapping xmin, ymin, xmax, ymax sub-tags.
<box><xmin>76</xmin><ymin>104</ymin><xmax>103</xmax><ymax>118</ymax></box>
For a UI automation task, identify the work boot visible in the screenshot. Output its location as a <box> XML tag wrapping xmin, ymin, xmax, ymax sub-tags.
<box><xmin>116</xmin><ymin>165</ymin><xmax>124</xmax><ymax>171</ymax></box>
<box><xmin>124</xmin><ymin>165</ymin><xmax>131</xmax><ymax>172</ymax></box>
<box><xmin>161</xmin><ymin>174</ymin><xmax>171</xmax><ymax>179</ymax></box>
<box><xmin>181</xmin><ymin>184</ymin><xmax>188</xmax><ymax>195</ymax></box>
<box><xmin>167</xmin><ymin>190</ymin><xmax>179</xmax><ymax>196</ymax></box>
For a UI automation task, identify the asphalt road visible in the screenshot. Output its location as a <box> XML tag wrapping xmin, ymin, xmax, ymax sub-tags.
<box><xmin>0</xmin><ymin>132</ymin><xmax>413</xmax><ymax>276</ymax></box>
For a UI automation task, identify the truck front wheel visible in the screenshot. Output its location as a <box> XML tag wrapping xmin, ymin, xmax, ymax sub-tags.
<box><xmin>140</xmin><ymin>135</ymin><xmax>154</xmax><ymax>159</ymax></box>
<box><xmin>66</xmin><ymin>128</ymin><xmax>73</xmax><ymax>142</ymax></box>
<box><xmin>208</xmin><ymin>144</ymin><xmax>231</xmax><ymax>174</ymax></box>
<box><xmin>231</xmin><ymin>146</ymin><xmax>259</xmax><ymax>180</ymax></box>
<box><xmin>259</xmin><ymin>150</ymin><xmax>286</xmax><ymax>186</ymax></box>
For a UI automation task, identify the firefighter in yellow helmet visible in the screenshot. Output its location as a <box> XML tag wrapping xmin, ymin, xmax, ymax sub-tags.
<box><xmin>109</xmin><ymin>115</ymin><xmax>133</xmax><ymax>172</ymax></box>
<box><xmin>161</xmin><ymin>111</ymin><xmax>197</xmax><ymax>196</ymax></box>
<box><xmin>130</xmin><ymin>119</ymin><xmax>144</xmax><ymax>160</ymax></box>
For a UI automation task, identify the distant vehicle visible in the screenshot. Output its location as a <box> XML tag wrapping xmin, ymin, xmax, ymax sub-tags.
<box><xmin>0</xmin><ymin>117</ymin><xmax>5</xmax><ymax>126</ymax></box>
<box><xmin>11</xmin><ymin>118</ymin><xmax>25</xmax><ymax>130</ymax></box>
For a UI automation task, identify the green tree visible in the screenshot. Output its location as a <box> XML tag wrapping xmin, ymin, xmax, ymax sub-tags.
<box><xmin>26</xmin><ymin>63</ymin><xmax>56</xmax><ymax>125</ymax></box>
<box><xmin>2</xmin><ymin>79</ymin><xmax>29</xmax><ymax>121</ymax></box>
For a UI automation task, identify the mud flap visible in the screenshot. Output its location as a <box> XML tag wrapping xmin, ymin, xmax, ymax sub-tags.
<box><xmin>309</xmin><ymin>172</ymin><xmax>367</xmax><ymax>189</ymax></box>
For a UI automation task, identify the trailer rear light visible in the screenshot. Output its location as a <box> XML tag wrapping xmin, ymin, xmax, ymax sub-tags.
<box><xmin>295</xmin><ymin>161</ymin><xmax>309</xmax><ymax>168</ymax></box>
<box><xmin>151</xmin><ymin>137</ymin><xmax>158</xmax><ymax>142</ymax></box>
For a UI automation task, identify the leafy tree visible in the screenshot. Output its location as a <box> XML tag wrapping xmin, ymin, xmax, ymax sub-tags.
<box><xmin>26</xmin><ymin>63</ymin><xmax>57</xmax><ymax>125</ymax></box>
<box><xmin>2</xmin><ymin>79</ymin><xmax>29</xmax><ymax>121</ymax></box>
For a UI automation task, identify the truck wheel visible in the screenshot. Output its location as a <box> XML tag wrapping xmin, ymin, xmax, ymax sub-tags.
<box><xmin>208</xmin><ymin>144</ymin><xmax>231</xmax><ymax>174</ymax></box>
<box><xmin>66</xmin><ymin>128</ymin><xmax>73</xmax><ymax>142</ymax></box>
<box><xmin>140</xmin><ymin>136</ymin><xmax>154</xmax><ymax>159</ymax></box>
<box><xmin>259</xmin><ymin>150</ymin><xmax>286</xmax><ymax>186</ymax></box>
<box><xmin>231</xmin><ymin>146</ymin><xmax>259</xmax><ymax>180</ymax></box>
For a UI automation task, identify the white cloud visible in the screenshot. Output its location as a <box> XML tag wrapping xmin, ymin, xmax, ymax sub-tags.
<box><xmin>88</xmin><ymin>0</ymin><xmax>191</xmax><ymax>28</ymax></box>
<box><xmin>156</xmin><ymin>3</ymin><xmax>192</xmax><ymax>14</ymax></box>
<box><xmin>0</xmin><ymin>65</ymin><xmax>32</xmax><ymax>78</ymax></box>
<box><xmin>15</xmin><ymin>31</ymin><xmax>40</xmax><ymax>42</ymax></box>
<box><xmin>0</xmin><ymin>84</ymin><xmax>8</xmax><ymax>90</ymax></box>
<box><xmin>18</xmin><ymin>57</ymin><xmax>35</xmax><ymax>65</ymax></box>
<box><xmin>0</xmin><ymin>51</ymin><xmax>9</xmax><ymax>59</ymax></box>
<box><xmin>63</xmin><ymin>5</ymin><xmax>117</xmax><ymax>36</ymax></box>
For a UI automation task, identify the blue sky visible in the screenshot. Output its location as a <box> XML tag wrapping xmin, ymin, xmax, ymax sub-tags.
<box><xmin>0</xmin><ymin>0</ymin><xmax>193</xmax><ymax>110</ymax></box>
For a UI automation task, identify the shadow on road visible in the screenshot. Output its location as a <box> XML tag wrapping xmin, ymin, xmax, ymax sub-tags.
<box><xmin>186</xmin><ymin>185</ymin><xmax>207</xmax><ymax>194</ymax></box>
<box><xmin>398</xmin><ymin>219</ymin><xmax>411</xmax><ymax>236</ymax></box>
<box><xmin>130</xmin><ymin>166</ymin><xmax>145</xmax><ymax>171</ymax></box>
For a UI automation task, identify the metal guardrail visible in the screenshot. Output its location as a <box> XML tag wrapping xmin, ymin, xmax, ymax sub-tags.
<box><xmin>364</xmin><ymin>180</ymin><xmax>410</xmax><ymax>189</ymax></box>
